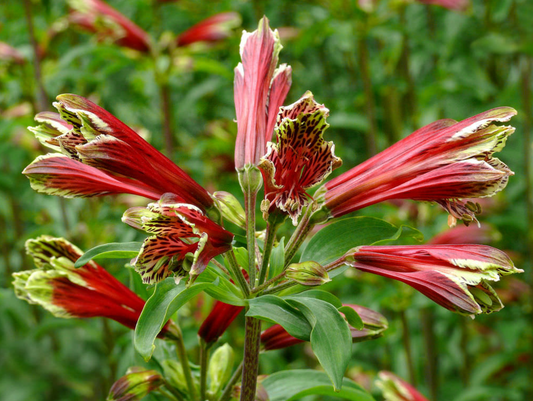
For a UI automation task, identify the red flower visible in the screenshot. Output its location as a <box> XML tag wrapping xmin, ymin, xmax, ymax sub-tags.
<box><xmin>13</xmin><ymin>236</ymin><xmax>170</xmax><ymax>336</ymax></box>
<box><xmin>123</xmin><ymin>193</ymin><xmax>233</xmax><ymax>284</ymax></box>
<box><xmin>23</xmin><ymin>95</ymin><xmax>214</xmax><ymax>211</ymax></box>
<box><xmin>198</xmin><ymin>301</ymin><xmax>244</xmax><ymax>344</ymax></box>
<box><xmin>234</xmin><ymin>17</ymin><xmax>292</xmax><ymax>170</ymax></box>
<box><xmin>344</xmin><ymin>244</ymin><xmax>522</xmax><ymax>316</ymax></box>
<box><xmin>259</xmin><ymin>92</ymin><xmax>341</xmax><ymax>224</ymax></box>
<box><xmin>319</xmin><ymin>107</ymin><xmax>516</xmax><ymax>226</ymax></box>
<box><xmin>177</xmin><ymin>12</ymin><xmax>240</xmax><ymax>47</ymax></box>
<box><xmin>261</xmin><ymin>304</ymin><xmax>388</xmax><ymax>351</ymax></box>
<box><xmin>68</xmin><ymin>0</ymin><xmax>151</xmax><ymax>52</ymax></box>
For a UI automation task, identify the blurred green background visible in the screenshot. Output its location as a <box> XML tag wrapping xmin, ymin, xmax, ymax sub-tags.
<box><xmin>1</xmin><ymin>0</ymin><xmax>532</xmax><ymax>400</ymax></box>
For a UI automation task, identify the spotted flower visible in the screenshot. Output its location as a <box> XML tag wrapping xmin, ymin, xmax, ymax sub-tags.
<box><xmin>23</xmin><ymin>94</ymin><xmax>214</xmax><ymax>211</ymax></box>
<box><xmin>259</xmin><ymin>91</ymin><xmax>341</xmax><ymax>224</ymax></box>
<box><xmin>122</xmin><ymin>193</ymin><xmax>233</xmax><ymax>284</ymax></box>
<box><xmin>317</xmin><ymin>107</ymin><xmax>516</xmax><ymax>226</ymax></box>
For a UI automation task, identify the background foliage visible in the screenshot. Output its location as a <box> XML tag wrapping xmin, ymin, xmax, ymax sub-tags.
<box><xmin>1</xmin><ymin>0</ymin><xmax>532</xmax><ymax>400</ymax></box>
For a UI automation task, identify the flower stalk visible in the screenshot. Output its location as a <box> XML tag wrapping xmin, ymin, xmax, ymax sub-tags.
<box><xmin>239</xmin><ymin>316</ymin><xmax>262</xmax><ymax>401</ymax></box>
<box><xmin>225</xmin><ymin>250</ymin><xmax>251</xmax><ymax>298</ymax></box>
<box><xmin>169</xmin><ymin>322</ymin><xmax>197</xmax><ymax>401</ymax></box>
<box><xmin>283</xmin><ymin>204</ymin><xmax>315</xmax><ymax>268</ymax></box>
<box><xmin>199</xmin><ymin>339</ymin><xmax>210</xmax><ymax>401</ymax></box>
<box><xmin>257</xmin><ymin>213</ymin><xmax>284</xmax><ymax>285</ymax></box>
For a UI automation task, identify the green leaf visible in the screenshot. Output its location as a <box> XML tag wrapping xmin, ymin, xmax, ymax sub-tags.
<box><xmin>246</xmin><ymin>295</ymin><xmax>311</xmax><ymax>341</ymax></box>
<box><xmin>232</xmin><ymin>247</ymin><xmax>249</xmax><ymax>271</ymax></box>
<box><xmin>338</xmin><ymin>306</ymin><xmax>364</xmax><ymax>330</ymax></box>
<box><xmin>286</xmin><ymin>298</ymin><xmax>352</xmax><ymax>390</ymax></box>
<box><xmin>197</xmin><ymin>266</ymin><xmax>245</xmax><ymax>306</ymax></box>
<box><xmin>135</xmin><ymin>279</ymin><xmax>212</xmax><ymax>360</ymax></box>
<box><xmin>269</xmin><ymin>237</ymin><xmax>285</xmax><ymax>279</ymax></box>
<box><xmin>263</xmin><ymin>370</ymin><xmax>375</xmax><ymax>401</ymax></box>
<box><xmin>288</xmin><ymin>290</ymin><xmax>364</xmax><ymax>330</ymax></box>
<box><xmin>301</xmin><ymin>217</ymin><xmax>423</xmax><ymax>265</ymax></box>
<box><xmin>74</xmin><ymin>242</ymin><xmax>142</xmax><ymax>267</ymax></box>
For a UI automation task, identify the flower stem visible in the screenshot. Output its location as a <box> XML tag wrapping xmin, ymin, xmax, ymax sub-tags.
<box><xmin>218</xmin><ymin>362</ymin><xmax>243</xmax><ymax>401</ymax></box>
<box><xmin>284</xmin><ymin>206</ymin><xmax>314</xmax><ymax>268</ymax></box>
<box><xmin>257</xmin><ymin>216</ymin><xmax>283</xmax><ymax>286</ymax></box>
<box><xmin>399</xmin><ymin>310</ymin><xmax>417</xmax><ymax>386</ymax></box>
<box><xmin>251</xmin><ymin>271</ymin><xmax>287</xmax><ymax>295</ymax></box>
<box><xmin>199</xmin><ymin>339</ymin><xmax>210</xmax><ymax>401</ymax></box>
<box><xmin>262</xmin><ymin>280</ymin><xmax>296</xmax><ymax>296</ymax></box>
<box><xmin>239</xmin><ymin>316</ymin><xmax>262</xmax><ymax>401</ymax></box>
<box><xmin>170</xmin><ymin>322</ymin><xmax>198</xmax><ymax>401</ymax></box>
<box><xmin>225</xmin><ymin>250</ymin><xmax>251</xmax><ymax>298</ymax></box>
<box><xmin>238</xmin><ymin>167</ymin><xmax>262</xmax><ymax>288</ymax></box>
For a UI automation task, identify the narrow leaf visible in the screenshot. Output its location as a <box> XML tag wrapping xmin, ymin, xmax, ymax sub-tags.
<box><xmin>269</xmin><ymin>237</ymin><xmax>285</xmax><ymax>279</ymax></box>
<box><xmin>74</xmin><ymin>242</ymin><xmax>142</xmax><ymax>267</ymax></box>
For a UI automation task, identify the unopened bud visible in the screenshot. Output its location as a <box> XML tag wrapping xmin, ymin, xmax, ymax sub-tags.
<box><xmin>286</xmin><ymin>261</ymin><xmax>330</xmax><ymax>286</ymax></box>
<box><xmin>162</xmin><ymin>360</ymin><xmax>188</xmax><ymax>394</ymax></box>
<box><xmin>344</xmin><ymin>304</ymin><xmax>388</xmax><ymax>342</ymax></box>
<box><xmin>208</xmin><ymin>343</ymin><xmax>235</xmax><ymax>396</ymax></box>
<box><xmin>107</xmin><ymin>367</ymin><xmax>163</xmax><ymax>401</ymax></box>
<box><xmin>238</xmin><ymin>165</ymin><xmax>263</xmax><ymax>194</ymax></box>
<box><xmin>213</xmin><ymin>191</ymin><xmax>246</xmax><ymax>229</ymax></box>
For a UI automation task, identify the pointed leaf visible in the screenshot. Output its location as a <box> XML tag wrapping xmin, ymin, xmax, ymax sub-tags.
<box><xmin>74</xmin><ymin>242</ymin><xmax>142</xmax><ymax>267</ymax></box>
<box><xmin>286</xmin><ymin>298</ymin><xmax>352</xmax><ymax>390</ymax></box>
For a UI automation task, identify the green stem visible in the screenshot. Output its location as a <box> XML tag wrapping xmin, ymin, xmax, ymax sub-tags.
<box><xmin>262</xmin><ymin>280</ymin><xmax>296</xmax><ymax>296</ymax></box>
<box><xmin>239</xmin><ymin>316</ymin><xmax>262</xmax><ymax>401</ymax></box>
<box><xmin>218</xmin><ymin>362</ymin><xmax>244</xmax><ymax>401</ymax></box>
<box><xmin>325</xmin><ymin>258</ymin><xmax>347</xmax><ymax>272</ymax></box>
<box><xmin>245</xmin><ymin>189</ymin><xmax>258</xmax><ymax>287</ymax></box>
<box><xmin>199</xmin><ymin>339</ymin><xmax>210</xmax><ymax>401</ymax></box>
<box><xmin>399</xmin><ymin>310</ymin><xmax>416</xmax><ymax>386</ymax></box>
<box><xmin>420</xmin><ymin>308</ymin><xmax>438</xmax><ymax>400</ymax></box>
<box><xmin>170</xmin><ymin>323</ymin><xmax>198</xmax><ymax>401</ymax></box>
<box><xmin>284</xmin><ymin>206</ymin><xmax>314</xmax><ymax>268</ymax></box>
<box><xmin>225</xmin><ymin>250</ymin><xmax>251</xmax><ymax>298</ymax></box>
<box><xmin>257</xmin><ymin>218</ymin><xmax>281</xmax><ymax>286</ymax></box>
<box><xmin>251</xmin><ymin>271</ymin><xmax>287</xmax><ymax>295</ymax></box>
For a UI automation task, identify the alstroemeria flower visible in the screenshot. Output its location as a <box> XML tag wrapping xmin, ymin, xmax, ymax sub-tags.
<box><xmin>259</xmin><ymin>92</ymin><xmax>341</xmax><ymax>224</ymax></box>
<box><xmin>23</xmin><ymin>94</ymin><xmax>214</xmax><ymax>211</ymax></box>
<box><xmin>108</xmin><ymin>367</ymin><xmax>163</xmax><ymax>401</ymax></box>
<box><xmin>123</xmin><ymin>193</ymin><xmax>233</xmax><ymax>284</ymax></box>
<box><xmin>198</xmin><ymin>301</ymin><xmax>244</xmax><ymax>344</ymax></box>
<box><xmin>343</xmin><ymin>244</ymin><xmax>522</xmax><ymax>317</ymax></box>
<box><xmin>0</xmin><ymin>41</ymin><xmax>25</xmax><ymax>64</ymax></box>
<box><xmin>318</xmin><ymin>107</ymin><xmax>516</xmax><ymax>226</ymax></box>
<box><xmin>260</xmin><ymin>304</ymin><xmax>388</xmax><ymax>351</ymax></box>
<box><xmin>177</xmin><ymin>12</ymin><xmax>240</xmax><ymax>47</ymax></box>
<box><xmin>68</xmin><ymin>0</ymin><xmax>151</xmax><ymax>52</ymax></box>
<box><xmin>13</xmin><ymin>236</ymin><xmax>170</xmax><ymax>335</ymax></box>
<box><xmin>376</xmin><ymin>371</ymin><xmax>429</xmax><ymax>401</ymax></box>
<box><xmin>234</xmin><ymin>17</ymin><xmax>292</xmax><ymax>170</ymax></box>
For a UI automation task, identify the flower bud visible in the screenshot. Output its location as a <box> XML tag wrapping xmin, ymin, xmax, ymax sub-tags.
<box><xmin>344</xmin><ymin>304</ymin><xmax>388</xmax><ymax>342</ymax></box>
<box><xmin>286</xmin><ymin>261</ymin><xmax>330</xmax><ymax>286</ymax></box>
<box><xmin>376</xmin><ymin>371</ymin><xmax>429</xmax><ymax>401</ymax></box>
<box><xmin>107</xmin><ymin>367</ymin><xmax>163</xmax><ymax>401</ymax></box>
<box><xmin>238</xmin><ymin>165</ymin><xmax>263</xmax><ymax>194</ymax></box>
<box><xmin>162</xmin><ymin>360</ymin><xmax>188</xmax><ymax>394</ymax></box>
<box><xmin>213</xmin><ymin>191</ymin><xmax>246</xmax><ymax>229</ymax></box>
<box><xmin>208</xmin><ymin>343</ymin><xmax>235</xmax><ymax>396</ymax></box>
